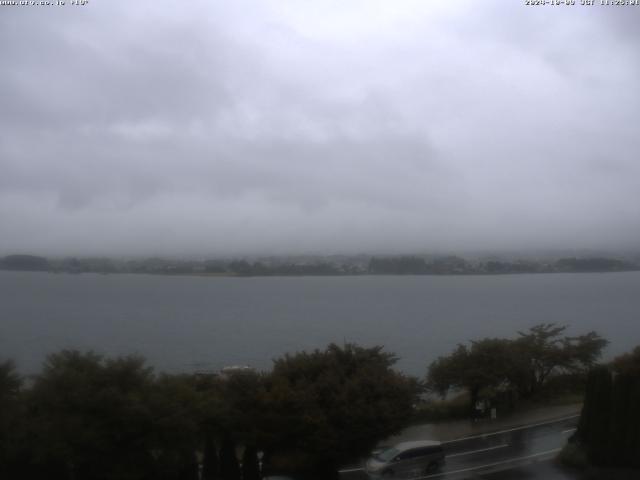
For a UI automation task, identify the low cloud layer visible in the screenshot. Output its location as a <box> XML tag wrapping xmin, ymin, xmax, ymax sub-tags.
<box><xmin>1</xmin><ymin>1</ymin><xmax>639</xmax><ymax>256</ymax></box>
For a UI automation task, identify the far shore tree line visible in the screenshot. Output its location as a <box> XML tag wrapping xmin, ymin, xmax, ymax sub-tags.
<box><xmin>1</xmin><ymin>253</ymin><xmax>638</xmax><ymax>276</ymax></box>
<box><xmin>1</xmin><ymin>325</ymin><xmax>637</xmax><ymax>479</ymax></box>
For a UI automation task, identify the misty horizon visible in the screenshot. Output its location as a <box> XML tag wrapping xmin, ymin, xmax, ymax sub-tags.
<box><xmin>2</xmin><ymin>1</ymin><xmax>639</xmax><ymax>257</ymax></box>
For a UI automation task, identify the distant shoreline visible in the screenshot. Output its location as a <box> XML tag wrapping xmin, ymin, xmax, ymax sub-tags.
<box><xmin>2</xmin><ymin>253</ymin><xmax>638</xmax><ymax>278</ymax></box>
<box><xmin>2</xmin><ymin>267</ymin><xmax>639</xmax><ymax>279</ymax></box>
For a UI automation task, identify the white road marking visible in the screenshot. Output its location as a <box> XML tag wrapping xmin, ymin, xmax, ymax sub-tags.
<box><xmin>447</xmin><ymin>443</ymin><xmax>509</xmax><ymax>458</ymax></box>
<box><xmin>338</xmin><ymin>467</ymin><xmax>364</xmax><ymax>473</ymax></box>
<box><xmin>442</xmin><ymin>414</ymin><xmax>580</xmax><ymax>444</ymax></box>
<box><xmin>562</xmin><ymin>428</ymin><xmax>577</xmax><ymax>434</ymax></box>
<box><xmin>410</xmin><ymin>448</ymin><xmax>562</xmax><ymax>479</ymax></box>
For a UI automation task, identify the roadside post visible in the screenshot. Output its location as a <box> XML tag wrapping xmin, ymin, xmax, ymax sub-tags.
<box><xmin>257</xmin><ymin>450</ymin><xmax>264</xmax><ymax>479</ymax></box>
<box><xmin>195</xmin><ymin>450</ymin><xmax>204</xmax><ymax>480</ymax></box>
<box><xmin>235</xmin><ymin>444</ymin><xmax>246</xmax><ymax>480</ymax></box>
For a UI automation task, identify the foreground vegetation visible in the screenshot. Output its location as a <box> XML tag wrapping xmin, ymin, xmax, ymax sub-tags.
<box><xmin>0</xmin><ymin>325</ymin><xmax>621</xmax><ymax>479</ymax></box>
<box><xmin>0</xmin><ymin>344</ymin><xmax>419</xmax><ymax>480</ymax></box>
<box><xmin>567</xmin><ymin>346</ymin><xmax>640</xmax><ymax>469</ymax></box>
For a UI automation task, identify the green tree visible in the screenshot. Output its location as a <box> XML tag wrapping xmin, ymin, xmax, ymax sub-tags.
<box><xmin>21</xmin><ymin>350</ymin><xmax>204</xmax><ymax>480</ymax></box>
<box><xmin>242</xmin><ymin>445</ymin><xmax>260</xmax><ymax>480</ymax></box>
<box><xmin>0</xmin><ymin>360</ymin><xmax>23</xmax><ymax>477</ymax></box>
<box><xmin>514</xmin><ymin>324</ymin><xmax>607</xmax><ymax>397</ymax></box>
<box><xmin>577</xmin><ymin>366</ymin><xmax>613</xmax><ymax>465</ymax></box>
<box><xmin>427</xmin><ymin>339</ymin><xmax>517</xmax><ymax>414</ymax></box>
<box><xmin>146</xmin><ymin>373</ymin><xmax>201</xmax><ymax>480</ymax></box>
<box><xmin>426</xmin><ymin>325</ymin><xmax>608</xmax><ymax>413</ymax></box>
<box><xmin>196</xmin><ymin>370</ymin><xmax>265</xmax><ymax>480</ymax></box>
<box><xmin>261</xmin><ymin>343</ymin><xmax>420</xmax><ymax>475</ymax></box>
<box><xmin>23</xmin><ymin>351</ymin><xmax>157</xmax><ymax>479</ymax></box>
<box><xmin>201</xmin><ymin>431</ymin><xmax>219</xmax><ymax>480</ymax></box>
<box><xmin>611</xmin><ymin>345</ymin><xmax>640</xmax><ymax>376</ymax></box>
<box><xmin>219</xmin><ymin>434</ymin><xmax>240</xmax><ymax>480</ymax></box>
<box><xmin>577</xmin><ymin>346</ymin><xmax>640</xmax><ymax>468</ymax></box>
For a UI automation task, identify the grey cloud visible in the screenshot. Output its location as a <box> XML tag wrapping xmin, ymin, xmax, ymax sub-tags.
<box><xmin>1</xmin><ymin>0</ymin><xmax>639</xmax><ymax>256</ymax></box>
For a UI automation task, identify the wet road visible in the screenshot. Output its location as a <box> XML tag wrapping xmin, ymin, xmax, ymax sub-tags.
<box><xmin>339</xmin><ymin>415</ymin><xmax>580</xmax><ymax>480</ymax></box>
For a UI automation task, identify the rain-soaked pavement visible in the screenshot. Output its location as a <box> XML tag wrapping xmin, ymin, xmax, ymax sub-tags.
<box><xmin>339</xmin><ymin>404</ymin><xmax>639</xmax><ymax>480</ymax></box>
<box><xmin>339</xmin><ymin>406</ymin><xmax>583</xmax><ymax>480</ymax></box>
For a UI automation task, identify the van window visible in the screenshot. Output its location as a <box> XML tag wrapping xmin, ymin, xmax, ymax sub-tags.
<box><xmin>420</xmin><ymin>446</ymin><xmax>442</xmax><ymax>456</ymax></box>
<box><xmin>398</xmin><ymin>449</ymin><xmax>422</xmax><ymax>460</ymax></box>
<box><xmin>399</xmin><ymin>446</ymin><xmax>442</xmax><ymax>459</ymax></box>
<box><xmin>376</xmin><ymin>447</ymin><xmax>400</xmax><ymax>462</ymax></box>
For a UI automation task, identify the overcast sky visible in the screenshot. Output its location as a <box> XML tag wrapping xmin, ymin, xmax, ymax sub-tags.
<box><xmin>1</xmin><ymin>1</ymin><xmax>639</xmax><ymax>257</ymax></box>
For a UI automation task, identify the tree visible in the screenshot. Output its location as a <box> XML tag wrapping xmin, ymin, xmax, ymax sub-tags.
<box><xmin>261</xmin><ymin>343</ymin><xmax>420</xmax><ymax>475</ymax></box>
<box><xmin>426</xmin><ymin>325</ymin><xmax>608</xmax><ymax>412</ymax></box>
<box><xmin>242</xmin><ymin>445</ymin><xmax>260</xmax><ymax>480</ymax></box>
<box><xmin>146</xmin><ymin>373</ymin><xmax>201</xmax><ymax>480</ymax></box>
<box><xmin>23</xmin><ymin>351</ymin><xmax>159</xmax><ymax>479</ymax></box>
<box><xmin>577</xmin><ymin>366</ymin><xmax>613</xmax><ymax>465</ymax></box>
<box><xmin>611</xmin><ymin>345</ymin><xmax>640</xmax><ymax>376</ymax></box>
<box><xmin>201</xmin><ymin>431</ymin><xmax>219</xmax><ymax>480</ymax></box>
<box><xmin>20</xmin><ymin>351</ymin><xmax>203</xmax><ymax>480</ymax></box>
<box><xmin>426</xmin><ymin>345</ymin><xmax>469</xmax><ymax>397</ymax></box>
<box><xmin>219</xmin><ymin>434</ymin><xmax>240</xmax><ymax>480</ymax></box>
<box><xmin>0</xmin><ymin>360</ymin><xmax>23</xmax><ymax>477</ymax></box>
<box><xmin>427</xmin><ymin>339</ymin><xmax>517</xmax><ymax>414</ymax></box>
<box><xmin>514</xmin><ymin>324</ymin><xmax>607</xmax><ymax>397</ymax></box>
<box><xmin>577</xmin><ymin>347</ymin><xmax>640</xmax><ymax>468</ymax></box>
<box><xmin>0</xmin><ymin>360</ymin><xmax>21</xmax><ymax>397</ymax></box>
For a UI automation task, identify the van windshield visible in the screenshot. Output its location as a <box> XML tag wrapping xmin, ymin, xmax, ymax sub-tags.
<box><xmin>375</xmin><ymin>447</ymin><xmax>399</xmax><ymax>462</ymax></box>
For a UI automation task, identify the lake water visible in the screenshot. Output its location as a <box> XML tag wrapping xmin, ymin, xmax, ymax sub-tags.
<box><xmin>1</xmin><ymin>271</ymin><xmax>639</xmax><ymax>376</ymax></box>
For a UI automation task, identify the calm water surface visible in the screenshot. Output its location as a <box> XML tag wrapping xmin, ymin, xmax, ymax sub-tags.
<box><xmin>1</xmin><ymin>271</ymin><xmax>639</xmax><ymax>376</ymax></box>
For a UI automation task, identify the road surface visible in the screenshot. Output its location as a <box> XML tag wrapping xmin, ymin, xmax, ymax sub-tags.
<box><xmin>339</xmin><ymin>415</ymin><xmax>580</xmax><ymax>480</ymax></box>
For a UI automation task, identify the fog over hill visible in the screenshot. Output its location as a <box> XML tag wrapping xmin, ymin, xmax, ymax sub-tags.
<box><xmin>1</xmin><ymin>1</ymin><xmax>639</xmax><ymax>256</ymax></box>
